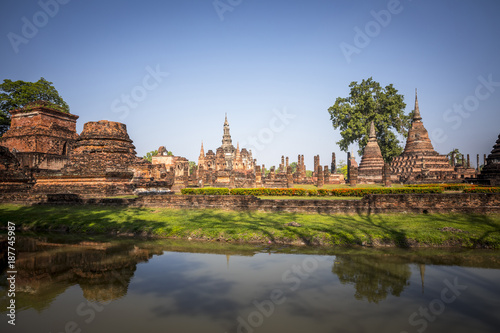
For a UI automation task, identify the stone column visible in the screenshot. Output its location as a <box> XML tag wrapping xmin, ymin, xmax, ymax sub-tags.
<box><xmin>467</xmin><ymin>154</ymin><xmax>470</xmax><ymax>168</ymax></box>
<box><xmin>297</xmin><ymin>154</ymin><xmax>301</xmax><ymax>180</ymax></box>
<box><xmin>484</xmin><ymin>154</ymin><xmax>487</xmax><ymax>166</ymax></box>
<box><xmin>477</xmin><ymin>154</ymin><xmax>480</xmax><ymax>172</ymax></box>
<box><xmin>347</xmin><ymin>152</ymin><xmax>351</xmax><ymax>182</ymax></box>
<box><xmin>255</xmin><ymin>165</ymin><xmax>262</xmax><ymax>187</ymax></box>
<box><xmin>313</xmin><ymin>155</ymin><xmax>319</xmax><ymax>177</ymax></box>
<box><xmin>451</xmin><ymin>152</ymin><xmax>456</xmax><ymax>166</ymax></box>
<box><xmin>323</xmin><ymin>165</ymin><xmax>330</xmax><ymax>185</ymax></box>
<box><xmin>317</xmin><ymin>165</ymin><xmax>324</xmax><ymax>188</ymax></box>
<box><xmin>286</xmin><ymin>166</ymin><xmax>294</xmax><ymax>188</ymax></box>
<box><xmin>229</xmin><ymin>171</ymin><xmax>235</xmax><ymax>189</ymax></box>
<box><xmin>331</xmin><ymin>152</ymin><xmax>336</xmax><ymax>173</ymax></box>
<box><xmin>183</xmin><ymin>164</ymin><xmax>189</xmax><ymax>187</ymax></box>
<box><xmin>349</xmin><ymin>165</ymin><xmax>357</xmax><ymax>187</ymax></box>
<box><xmin>286</xmin><ymin>156</ymin><xmax>289</xmax><ymax>169</ymax></box>
<box><xmin>383</xmin><ymin>163</ymin><xmax>392</xmax><ymax>187</ymax></box>
<box><xmin>300</xmin><ymin>155</ymin><xmax>306</xmax><ymax>180</ymax></box>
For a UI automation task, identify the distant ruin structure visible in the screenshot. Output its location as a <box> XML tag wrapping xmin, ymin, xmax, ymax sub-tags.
<box><xmin>0</xmin><ymin>101</ymin><xmax>79</xmax><ymax>171</ymax></box>
<box><xmin>390</xmin><ymin>90</ymin><xmax>476</xmax><ymax>183</ymax></box>
<box><xmin>358</xmin><ymin>121</ymin><xmax>384</xmax><ymax>184</ymax></box>
<box><xmin>477</xmin><ymin>133</ymin><xmax>500</xmax><ymax>185</ymax></box>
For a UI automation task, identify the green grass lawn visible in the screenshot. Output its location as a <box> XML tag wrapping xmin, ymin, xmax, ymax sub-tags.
<box><xmin>1</xmin><ymin>204</ymin><xmax>499</xmax><ymax>248</ymax></box>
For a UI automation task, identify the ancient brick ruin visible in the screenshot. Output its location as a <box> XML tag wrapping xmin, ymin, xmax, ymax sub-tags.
<box><xmin>0</xmin><ymin>145</ymin><xmax>32</xmax><ymax>193</ymax></box>
<box><xmin>0</xmin><ymin>95</ymin><xmax>492</xmax><ymax>198</ymax></box>
<box><xmin>0</xmin><ymin>101</ymin><xmax>79</xmax><ymax>171</ymax></box>
<box><xmin>193</xmin><ymin>115</ymin><xmax>256</xmax><ymax>188</ymax></box>
<box><xmin>477</xmin><ymin>133</ymin><xmax>500</xmax><ymax>185</ymax></box>
<box><xmin>388</xmin><ymin>91</ymin><xmax>477</xmax><ymax>184</ymax></box>
<box><xmin>358</xmin><ymin>121</ymin><xmax>384</xmax><ymax>184</ymax></box>
<box><xmin>34</xmin><ymin>120</ymin><xmax>140</xmax><ymax>196</ymax></box>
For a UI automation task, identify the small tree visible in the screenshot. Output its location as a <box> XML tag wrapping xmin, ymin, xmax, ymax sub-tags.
<box><xmin>143</xmin><ymin>150</ymin><xmax>158</xmax><ymax>163</ymax></box>
<box><xmin>189</xmin><ymin>161</ymin><xmax>197</xmax><ymax>174</ymax></box>
<box><xmin>289</xmin><ymin>162</ymin><xmax>298</xmax><ymax>174</ymax></box>
<box><xmin>337</xmin><ymin>159</ymin><xmax>348</xmax><ymax>178</ymax></box>
<box><xmin>447</xmin><ymin>148</ymin><xmax>463</xmax><ymax>166</ymax></box>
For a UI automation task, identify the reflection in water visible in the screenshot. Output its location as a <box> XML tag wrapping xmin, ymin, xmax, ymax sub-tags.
<box><xmin>332</xmin><ymin>255</ymin><xmax>412</xmax><ymax>303</ymax></box>
<box><xmin>0</xmin><ymin>237</ymin><xmax>162</xmax><ymax>311</ymax></box>
<box><xmin>0</xmin><ymin>235</ymin><xmax>499</xmax><ymax>333</ymax></box>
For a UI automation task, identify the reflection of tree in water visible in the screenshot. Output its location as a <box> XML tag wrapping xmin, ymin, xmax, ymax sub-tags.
<box><xmin>332</xmin><ymin>255</ymin><xmax>411</xmax><ymax>303</ymax></box>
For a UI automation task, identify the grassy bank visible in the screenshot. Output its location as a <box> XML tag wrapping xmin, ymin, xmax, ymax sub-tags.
<box><xmin>1</xmin><ymin>204</ymin><xmax>499</xmax><ymax>248</ymax></box>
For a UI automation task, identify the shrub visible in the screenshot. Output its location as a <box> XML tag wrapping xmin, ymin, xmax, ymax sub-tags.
<box><xmin>182</xmin><ymin>187</ymin><xmax>444</xmax><ymax>196</ymax></box>
<box><xmin>307</xmin><ymin>189</ymin><xmax>318</xmax><ymax>196</ymax></box>
<box><xmin>181</xmin><ymin>188</ymin><xmax>229</xmax><ymax>195</ymax></box>
<box><xmin>403</xmin><ymin>183</ymin><xmax>475</xmax><ymax>191</ymax></box>
<box><xmin>463</xmin><ymin>187</ymin><xmax>500</xmax><ymax>193</ymax></box>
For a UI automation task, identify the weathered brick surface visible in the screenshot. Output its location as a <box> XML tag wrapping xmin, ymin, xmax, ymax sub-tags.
<box><xmin>478</xmin><ymin>133</ymin><xmax>500</xmax><ymax>186</ymax></box>
<box><xmin>358</xmin><ymin>122</ymin><xmax>384</xmax><ymax>184</ymax></box>
<box><xmin>5</xmin><ymin>193</ymin><xmax>497</xmax><ymax>214</ymax></box>
<box><xmin>390</xmin><ymin>91</ymin><xmax>475</xmax><ymax>183</ymax></box>
<box><xmin>32</xmin><ymin>120</ymin><xmax>139</xmax><ymax>197</ymax></box>
<box><xmin>0</xmin><ymin>146</ymin><xmax>33</xmax><ymax>193</ymax></box>
<box><xmin>1</xmin><ymin>103</ymin><xmax>78</xmax><ymax>154</ymax></box>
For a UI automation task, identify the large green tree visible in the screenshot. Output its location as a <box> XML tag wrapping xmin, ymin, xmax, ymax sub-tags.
<box><xmin>0</xmin><ymin>78</ymin><xmax>69</xmax><ymax>136</ymax></box>
<box><xmin>328</xmin><ymin>78</ymin><xmax>412</xmax><ymax>163</ymax></box>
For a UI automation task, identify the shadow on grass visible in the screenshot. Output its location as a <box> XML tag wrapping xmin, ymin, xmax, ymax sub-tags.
<box><xmin>1</xmin><ymin>204</ymin><xmax>499</xmax><ymax>248</ymax></box>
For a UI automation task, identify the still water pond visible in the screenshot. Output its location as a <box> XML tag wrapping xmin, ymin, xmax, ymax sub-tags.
<box><xmin>1</xmin><ymin>235</ymin><xmax>499</xmax><ymax>333</ymax></box>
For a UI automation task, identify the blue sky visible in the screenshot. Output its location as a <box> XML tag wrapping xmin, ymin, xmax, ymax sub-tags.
<box><xmin>1</xmin><ymin>0</ymin><xmax>499</xmax><ymax>168</ymax></box>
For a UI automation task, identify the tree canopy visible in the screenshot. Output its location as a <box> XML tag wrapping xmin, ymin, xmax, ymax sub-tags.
<box><xmin>143</xmin><ymin>150</ymin><xmax>158</xmax><ymax>163</ymax></box>
<box><xmin>328</xmin><ymin>78</ymin><xmax>412</xmax><ymax>163</ymax></box>
<box><xmin>0</xmin><ymin>78</ymin><xmax>69</xmax><ymax>136</ymax></box>
<box><xmin>447</xmin><ymin>148</ymin><xmax>464</xmax><ymax>165</ymax></box>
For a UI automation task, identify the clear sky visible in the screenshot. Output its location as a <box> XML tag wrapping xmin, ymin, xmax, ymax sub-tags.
<box><xmin>1</xmin><ymin>0</ymin><xmax>499</xmax><ymax>169</ymax></box>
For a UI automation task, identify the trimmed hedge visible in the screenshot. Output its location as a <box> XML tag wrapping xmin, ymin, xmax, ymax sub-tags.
<box><xmin>181</xmin><ymin>188</ymin><xmax>229</xmax><ymax>195</ymax></box>
<box><xmin>230</xmin><ymin>188</ymin><xmax>307</xmax><ymax>196</ymax></box>
<box><xmin>403</xmin><ymin>183</ymin><xmax>475</xmax><ymax>191</ymax></box>
<box><xmin>463</xmin><ymin>187</ymin><xmax>500</xmax><ymax>193</ymax></box>
<box><xmin>181</xmin><ymin>187</ymin><xmax>444</xmax><ymax>197</ymax></box>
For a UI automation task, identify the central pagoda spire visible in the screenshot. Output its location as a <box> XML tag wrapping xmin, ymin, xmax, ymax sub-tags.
<box><xmin>222</xmin><ymin>113</ymin><xmax>233</xmax><ymax>147</ymax></box>
<box><xmin>402</xmin><ymin>89</ymin><xmax>435</xmax><ymax>155</ymax></box>
<box><xmin>413</xmin><ymin>88</ymin><xmax>422</xmax><ymax>121</ymax></box>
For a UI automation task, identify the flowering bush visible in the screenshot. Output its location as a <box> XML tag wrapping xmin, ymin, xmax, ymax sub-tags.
<box><xmin>181</xmin><ymin>188</ymin><xmax>230</xmax><ymax>195</ymax></box>
<box><xmin>463</xmin><ymin>187</ymin><xmax>500</xmax><ymax>193</ymax></box>
<box><xmin>182</xmin><ymin>187</ymin><xmax>444</xmax><ymax>196</ymax></box>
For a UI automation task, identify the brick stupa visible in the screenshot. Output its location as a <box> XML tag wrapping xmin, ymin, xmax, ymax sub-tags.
<box><xmin>63</xmin><ymin>120</ymin><xmax>137</xmax><ymax>176</ymax></box>
<box><xmin>477</xmin><ymin>133</ymin><xmax>500</xmax><ymax>186</ymax></box>
<box><xmin>390</xmin><ymin>90</ymin><xmax>456</xmax><ymax>183</ymax></box>
<box><xmin>358</xmin><ymin>121</ymin><xmax>385</xmax><ymax>184</ymax></box>
<box><xmin>35</xmin><ymin>120</ymin><xmax>139</xmax><ymax>197</ymax></box>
